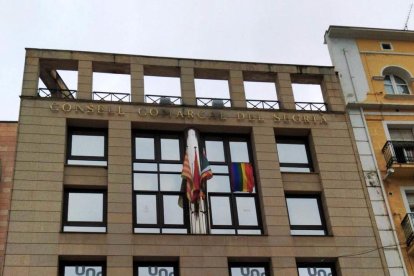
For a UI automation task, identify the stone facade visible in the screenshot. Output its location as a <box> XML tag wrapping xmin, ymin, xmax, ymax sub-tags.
<box><xmin>0</xmin><ymin>122</ymin><xmax>17</xmax><ymax>276</ymax></box>
<box><xmin>3</xmin><ymin>49</ymin><xmax>389</xmax><ymax>276</ymax></box>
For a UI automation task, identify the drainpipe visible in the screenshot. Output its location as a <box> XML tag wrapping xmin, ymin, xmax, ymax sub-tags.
<box><xmin>343</xmin><ymin>48</ymin><xmax>359</xmax><ymax>102</ymax></box>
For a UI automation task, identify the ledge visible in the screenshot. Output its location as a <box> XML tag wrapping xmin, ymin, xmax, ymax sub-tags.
<box><xmin>21</xmin><ymin>96</ymin><xmax>346</xmax><ymax>115</ymax></box>
<box><xmin>384</xmin><ymin>94</ymin><xmax>414</xmax><ymax>100</ymax></box>
<box><xmin>348</xmin><ymin>101</ymin><xmax>414</xmax><ymax>111</ymax></box>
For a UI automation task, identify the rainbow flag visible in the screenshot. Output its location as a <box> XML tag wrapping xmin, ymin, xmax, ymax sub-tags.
<box><xmin>230</xmin><ymin>163</ymin><xmax>255</xmax><ymax>193</ymax></box>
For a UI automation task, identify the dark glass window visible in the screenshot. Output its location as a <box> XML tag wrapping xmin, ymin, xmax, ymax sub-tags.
<box><xmin>229</xmin><ymin>262</ymin><xmax>270</xmax><ymax>276</ymax></box>
<box><xmin>381</xmin><ymin>42</ymin><xmax>392</xmax><ymax>50</ymax></box>
<box><xmin>203</xmin><ymin>135</ymin><xmax>262</xmax><ymax>235</ymax></box>
<box><xmin>59</xmin><ymin>261</ymin><xmax>106</xmax><ymax>276</ymax></box>
<box><xmin>135</xmin><ymin>261</ymin><xmax>178</xmax><ymax>276</ymax></box>
<box><xmin>286</xmin><ymin>195</ymin><xmax>327</xmax><ymax>236</ymax></box>
<box><xmin>62</xmin><ymin>189</ymin><xmax>107</xmax><ymax>233</ymax></box>
<box><xmin>297</xmin><ymin>262</ymin><xmax>336</xmax><ymax>276</ymax></box>
<box><xmin>67</xmin><ymin>128</ymin><xmax>107</xmax><ymax>166</ymax></box>
<box><xmin>276</xmin><ymin>136</ymin><xmax>313</xmax><ymax>172</ymax></box>
<box><xmin>132</xmin><ymin>133</ymin><xmax>189</xmax><ymax>234</ymax></box>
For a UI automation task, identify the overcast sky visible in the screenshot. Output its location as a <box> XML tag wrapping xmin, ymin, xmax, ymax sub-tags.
<box><xmin>1</xmin><ymin>0</ymin><xmax>412</xmax><ymax>120</ymax></box>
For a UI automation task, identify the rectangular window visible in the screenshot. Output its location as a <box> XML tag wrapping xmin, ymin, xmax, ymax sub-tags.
<box><xmin>292</xmin><ymin>83</ymin><xmax>326</xmax><ymax>111</ymax></box>
<box><xmin>286</xmin><ymin>195</ymin><xmax>327</xmax><ymax>236</ymax></box>
<box><xmin>381</xmin><ymin>42</ymin><xmax>392</xmax><ymax>50</ymax></box>
<box><xmin>195</xmin><ymin>79</ymin><xmax>231</xmax><ymax>107</ymax></box>
<box><xmin>297</xmin><ymin>262</ymin><xmax>336</xmax><ymax>276</ymax></box>
<box><xmin>62</xmin><ymin>189</ymin><xmax>107</xmax><ymax>233</ymax></box>
<box><xmin>59</xmin><ymin>261</ymin><xmax>106</xmax><ymax>276</ymax></box>
<box><xmin>401</xmin><ymin>188</ymin><xmax>414</xmax><ymax>246</ymax></box>
<box><xmin>38</xmin><ymin>69</ymin><xmax>78</xmax><ymax>99</ymax></box>
<box><xmin>93</xmin><ymin>72</ymin><xmax>131</xmax><ymax>102</ymax></box>
<box><xmin>244</xmin><ymin>81</ymin><xmax>279</xmax><ymax>109</ymax></box>
<box><xmin>134</xmin><ymin>261</ymin><xmax>178</xmax><ymax>276</ymax></box>
<box><xmin>144</xmin><ymin>76</ymin><xmax>182</xmax><ymax>105</ymax></box>
<box><xmin>132</xmin><ymin>133</ymin><xmax>189</xmax><ymax>234</ymax></box>
<box><xmin>403</xmin><ymin>189</ymin><xmax>414</xmax><ymax>212</ymax></box>
<box><xmin>203</xmin><ymin>135</ymin><xmax>262</xmax><ymax>235</ymax></box>
<box><xmin>67</xmin><ymin>128</ymin><xmax>107</xmax><ymax>166</ymax></box>
<box><xmin>229</xmin><ymin>262</ymin><xmax>270</xmax><ymax>276</ymax></box>
<box><xmin>276</xmin><ymin>136</ymin><xmax>313</xmax><ymax>172</ymax></box>
<box><xmin>389</xmin><ymin>127</ymin><xmax>414</xmax><ymax>163</ymax></box>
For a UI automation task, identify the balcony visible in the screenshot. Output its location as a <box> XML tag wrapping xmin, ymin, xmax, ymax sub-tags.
<box><xmin>145</xmin><ymin>95</ymin><xmax>182</xmax><ymax>105</ymax></box>
<box><xmin>196</xmin><ymin>97</ymin><xmax>231</xmax><ymax>108</ymax></box>
<box><xmin>93</xmin><ymin>91</ymin><xmax>130</xmax><ymax>102</ymax></box>
<box><xmin>38</xmin><ymin>88</ymin><xmax>76</xmax><ymax>99</ymax></box>
<box><xmin>246</xmin><ymin>99</ymin><xmax>279</xmax><ymax>109</ymax></box>
<box><xmin>402</xmin><ymin>213</ymin><xmax>414</xmax><ymax>251</ymax></box>
<box><xmin>383</xmin><ymin>140</ymin><xmax>414</xmax><ymax>167</ymax></box>
<box><xmin>295</xmin><ymin>102</ymin><xmax>327</xmax><ymax>111</ymax></box>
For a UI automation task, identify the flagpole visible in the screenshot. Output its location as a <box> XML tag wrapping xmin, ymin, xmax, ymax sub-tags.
<box><xmin>195</xmin><ymin>136</ymin><xmax>205</xmax><ymax>234</ymax></box>
<box><xmin>183</xmin><ymin>128</ymin><xmax>212</xmax><ymax>235</ymax></box>
<box><xmin>186</xmin><ymin>145</ymin><xmax>194</xmax><ymax>234</ymax></box>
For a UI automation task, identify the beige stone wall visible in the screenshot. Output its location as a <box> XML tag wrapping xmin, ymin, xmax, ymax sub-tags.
<box><xmin>4</xmin><ymin>99</ymin><xmax>385</xmax><ymax>276</ymax></box>
<box><xmin>0</xmin><ymin>123</ymin><xmax>17</xmax><ymax>276</ymax></box>
<box><xmin>4</xmin><ymin>50</ymin><xmax>386</xmax><ymax>276</ymax></box>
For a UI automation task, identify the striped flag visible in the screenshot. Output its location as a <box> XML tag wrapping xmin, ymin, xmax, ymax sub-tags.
<box><xmin>181</xmin><ymin>151</ymin><xmax>193</xmax><ymax>202</ymax></box>
<box><xmin>230</xmin><ymin>163</ymin><xmax>255</xmax><ymax>193</ymax></box>
<box><xmin>200</xmin><ymin>148</ymin><xmax>213</xmax><ymax>199</ymax></box>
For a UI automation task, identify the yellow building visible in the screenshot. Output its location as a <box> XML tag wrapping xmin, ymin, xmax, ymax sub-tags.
<box><xmin>326</xmin><ymin>26</ymin><xmax>414</xmax><ymax>276</ymax></box>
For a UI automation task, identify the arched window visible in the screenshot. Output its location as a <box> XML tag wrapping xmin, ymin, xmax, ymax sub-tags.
<box><xmin>384</xmin><ymin>75</ymin><xmax>410</xmax><ymax>95</ymax></box>
<box><xmin>382</xmin><ymin>66</ymin><xmax>412</xmax><ymax>95</ymax></box>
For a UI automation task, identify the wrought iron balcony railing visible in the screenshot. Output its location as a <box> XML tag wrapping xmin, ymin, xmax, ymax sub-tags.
<box><xmin>402</xmin><ymin>213</ymin><xmax>414</xmax><ymax>246</ymax></box>
<box><xmin>145</xmin><ymin>95</ymin><xmax>182</xmax><ymax>105</ymax></box>
<box><xmin>93</xmin><ymin>91</ymin><xmax>130</xmax><ymax>102</ymax></box>
<box><xmin>37</xmin><ymin>88</ymin><xmax>76</xmax><ymax>99</ymax></box>
<box><xmin>295</xmin><ymin>102</ymin><xmax>327</xmax><ymax>111</ymax></box>
<box><xmin>246</xmin><ymin>99</ymin><xmax>280</xmax><ymax>109</ymax></box>
<box><xmin>382</xmin><ymin>140</ymin><xmax>414</xmax><ymax>168</ymax></box>
<box><xmin>196</xmin><ymin>97</ymin><xmax>231</xmax><ymax>108</ymax></box>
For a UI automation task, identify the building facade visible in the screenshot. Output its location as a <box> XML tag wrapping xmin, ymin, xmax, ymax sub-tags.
<box><xmin>325</xmin><ymin>26</ymin><xmax>414</xmax><ymax>276</ymax></box>
<box><xmin>3</xmin><ymin>48</ymin><xmax>389</xmax><ymax>275</ymax></box>
<box><xmin>0</xmin><ymin>122</ymin><xmax>17</xmax><ymax>276</ymax></box>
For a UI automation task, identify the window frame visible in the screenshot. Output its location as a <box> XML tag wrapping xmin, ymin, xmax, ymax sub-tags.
<box><xmin>380</xmin><ymin>42</ymin><xmax>393</xmax><ymax>51</ymax></box>
<box><xmin>388</xmin><ymin>127</ymin><xmax>414</xmax><ymax>141</ymax></box>
<box><xmin>132</xmin><ymin>131</ymin><xmax>190</xmax><ymax>234</ymax></box>
<box><xmin>384</xmin><ymin>74</ymin><xmax>410</xmax><ymax>95</ymax></box>
<box><xmin>134</xmin><ymin>261</ymin><xmax>179</xmax><ymax>276</ymax></box>
<box><xmin>62</xmin><ymin>188</ymin><xmax>107</xmax><ymax>233</ymax></box>
<box><xmin>66</xmin><ymin>127</ymin><xmax>108</xmax><ymax>166</ymax></box>
<box><xmin>387</xmin><ymin>126</ymin><xmax>414</xmax><ymax>164</ymax></box>
<box><xmin>276</xmin><ymin>136</ymin><xmax>313</xmax><ymax>172</ymax></box>
<box><xmin>194</xmin><ymin>78</ymin><xmax>231</xmax><ymax>103</ymax></box>
<box><xmin>228</xmin><ymin>262</ymin><xmax>270</xmax><ymax>276</ymax></box>
<box><xmin>201</xmin><ymin>134</ymin><xmax>263</xmax><ymax>235</ymax></box>
<box><xmin>401</xmin><ymin>187</ymin><xmax>414</xmax><ymax>213</ymax></box>
<box><xmin>297</xmin><ymin>262</ymin><xmax>337</xmax><ymax>276</ymax></box>
<box><xmin>208</xmin><ymin>192</ymin><xmax>262</xmax><ymax>231</ymax></box>
<box><xmin>59</xmin><ymin>260</ymin><xmax>106</xmax><ymax>276</ymax></box>
<box><xmin>285</xmin><ymin>194</ymin><xmax>327</xmax><ymax>236</ymax></box>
